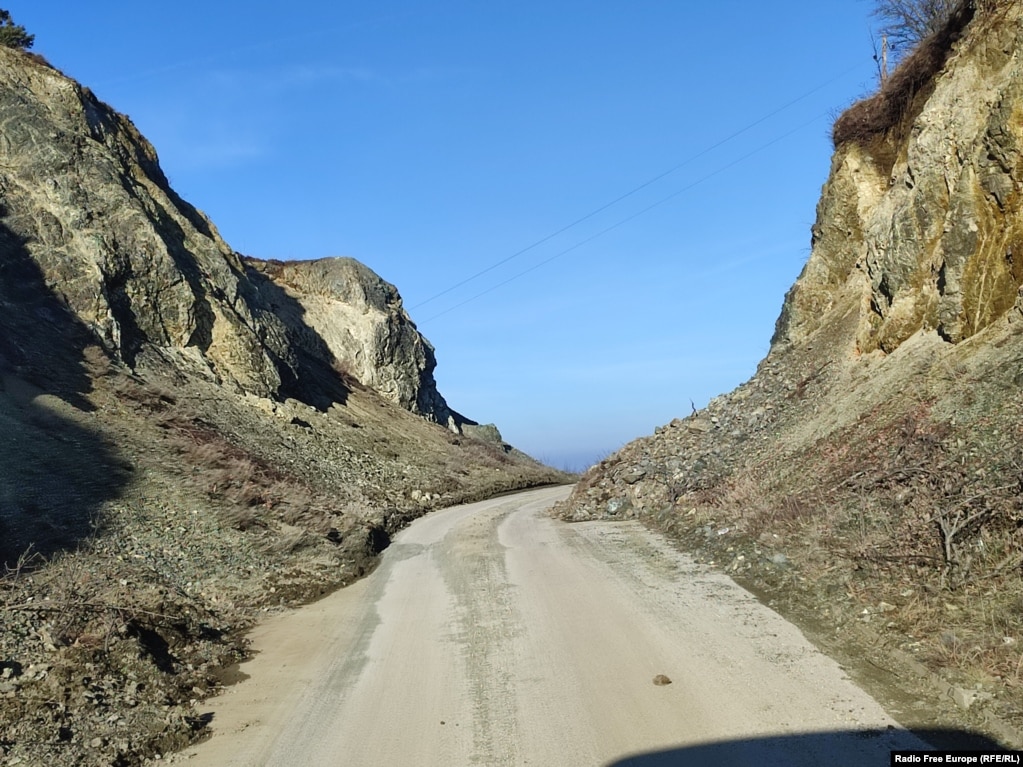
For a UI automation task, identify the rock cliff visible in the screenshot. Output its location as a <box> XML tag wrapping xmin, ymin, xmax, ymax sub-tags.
<box><xmin>0</xmin><ymin>45</ymin><xmax>565</xmax><ymax>766</ymax></box>
<box><xmin>0</xmin><ymin>45</ymin><xmax>457</xmax><ymax>423</ymax></box>
<box><xmin>783</xmin><ymin>0</ymin><xmax>1023</xmax><ymax>353</ymax></box>
<box><xmin>244</xmin><ymin>256</ymin><xmax>459</xmax><ymax>425</ymax></box>
<box><xmin>0</xmin><ymin>48</ymin><xmax>279</xmax><ymax>392</ymax></box>
<box><xmin>558</xmin><ymin>0</ymin><xmax>1023</xmax><ymax>744</ymax></box>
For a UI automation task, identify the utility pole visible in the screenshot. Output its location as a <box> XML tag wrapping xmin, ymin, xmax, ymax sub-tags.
<box><xmin>881</xmin><ymin>33</ymin><xmax>889</xmax><ymax>85</ymax></box>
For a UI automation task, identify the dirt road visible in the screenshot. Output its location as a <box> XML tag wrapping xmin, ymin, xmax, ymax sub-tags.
<box><xmin>177</xmin><ymin>485</ymin><xmax>929</xmax><ymax>766</ymax></box>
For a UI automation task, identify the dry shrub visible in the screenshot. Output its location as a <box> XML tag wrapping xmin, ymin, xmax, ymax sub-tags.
<box><xmin>220</xmin><ymin>505</ymin><xmax>261</xmax><ymax>532</ymax></box>
<box><xmin>81</xmin><ymin>345</ymin><xmax>113</xmax><ymax>377</ymax></box>
<box><xmin>231</xmin><ymin>479</ymin><xmax>267</xmax><ymax>508</ymax></box>
<box><xmin>276</xmin><ymin>488</ymin><xmax>340</xmax><ymax>535</ymax></box>
<box><xmin>169</xmin><ymin>425</ymin><xmax>278</xmax><ymax>520</ymax></box>
<box><xmin>269</xmin><ymin>479</ymin><xmax>312</xmax><ymax>508</ymax></box>
<box><xmin>811</xmin><ymin>401</ymin><xmax>1023</xmax><ymax>595</ymax></box>
<box><xmin>832</xmin><ymin>1</ymin><xmax>975</xmax><ymax>149</ymax></box>
<box><xmin>242</xmin><ymin>255</ymin><xmax>286</xmax><ymax>280</ymax></box>
<box><xmin>890</xmin><ymin>575</ymin><xmax>1023</xmax><ymax>691</ymax></box>
<box><xmin>280</xmin><ymin>504</ymin><xmax>328</xmax><ymax>530</ymax></box>
<box><xmin>112</xmin><ymin>375</ymin><xmax>178</xmax><ymax>411</ymax></box>
<box><xmin>184</xmin><ymin>440</ymin><xmax>228</xmax><ymax>468</ymax></box>
<box><xmin>331</xmin><ymin>357</ymin><xmax>365</xmax><ymax>390</ymax></box>
<box><xmin>140</xmin><ymin>374</ymin><xmax>367</xmax><ymax>541</ymax></box>
<box><xmin>176</xmin><ymin>431</ymin><xmax>339</xmax><ymax>535</ymax></box>
<box><xmin>460</xmin><ymin>437</ymin><xmax>512</xmax><ymax>469</ymax></box>
<box><xmin>221</xmin><ymin>456</ymin><xmax>256</xmax><ymax>486</ymax></box>
<box><xmin>22</xmin><ymin>51</ymin><xmax>62</xmax><ymax>74</ymax></box>
<box><xmin>715</xmin><ymin>469</ymin><xmax>818</xmax><ymax>539</ymax></box>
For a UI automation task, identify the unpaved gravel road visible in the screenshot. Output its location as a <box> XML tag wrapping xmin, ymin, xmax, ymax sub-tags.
<box><xmin>177</xmin><ymin>485</ymin><xmax>930</xmax><ymax>766</ymax></box>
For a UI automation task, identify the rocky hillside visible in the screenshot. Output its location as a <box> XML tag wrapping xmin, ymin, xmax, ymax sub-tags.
<box><xmin>0</xmin><ymin>46</ymin><xmax>567</xmax><ymax>765</ymax></box>
<box><xmin>243</xmin><ymin>255</ymin><xmax>466</xmax><ymax>426</ymax></box>
<box><xmin>558</xmin><ymin>0</ymin><xmax>1023</xmax><ymax>746</ymax></box>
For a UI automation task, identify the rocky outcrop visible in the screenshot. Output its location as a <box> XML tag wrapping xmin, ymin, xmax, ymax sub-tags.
<box><xmin>0</xmin><ymin>48</ymin><xmax>284</xmax><ymax>394</ymax></box>
<box><xmin>0</xmin><ymin>47</ymin><xmax>457</xmax><ymax>424</ymax></box>
<box><xmin>244</xmin><ymin>257</ymin><xmax>458</xmax><ymax>425</ymax></box>
<box><xmin>778</xmin><ymin>1</ymin><xmax>1023</xmax><ymax>354</ymax></box>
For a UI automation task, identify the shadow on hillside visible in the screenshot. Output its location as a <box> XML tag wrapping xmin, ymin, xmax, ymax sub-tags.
<box><xmin>0</xmin><ymin>221</ymin><xmax>130</xmax><ymax>567</ymax></box>
<box><xmin>605</xmin><ymin>728</ymin><xmax>1008</xmax><ymax>767</ymax></box>
<box><xmin>106</xmin><ymin>179</ymin><xmax>350</xmax><ymax>412</ymax></box>
<box><xmin>103</xmin><ymin>193</ymin><xmax>218</xmax><ymax>368</ymax></box>
<box><xmin>242</xmin><ymin>259</ymin><xmax>350</xmax><ymax>411</ymax></box>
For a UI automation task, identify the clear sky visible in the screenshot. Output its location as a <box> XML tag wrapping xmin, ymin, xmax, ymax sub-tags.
<box><xmin>17</xmin><ymin>2</ymin><xmax>883</xmax><ymax>471</ymax></box>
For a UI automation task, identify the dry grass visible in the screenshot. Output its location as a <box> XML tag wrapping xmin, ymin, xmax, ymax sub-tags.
<box><xmin>786</xmin><ymin>409</ymin><xmax>1021</xmax><ymax>696</ymax></box>
<box><xmin>651</xmin><ymin>392</ymin><xmax>1023</xmax><ymax>706</ymax></box>
<box><xmin>110</xmin><ymin>373</ymin><xmax>178</xmax><ymax>411</ymax></box>
<box><xmin>709</xmin><ymin>467</ymin><xmax>821</xmax><ymax>540</ymax></box>
<box><xmin>81</xmin><ymin>344</ymin><xmax>114</xmax><ymax>378</ymax></box>
<box><xmin>832</xmin><ymin>1</ymin><xmax>975</xmax><ymax>150</ymax></box>
<box><xmin>160</xmin><ymin>408</ymin><xmax>377</xmax><ymax>542</ymax></box>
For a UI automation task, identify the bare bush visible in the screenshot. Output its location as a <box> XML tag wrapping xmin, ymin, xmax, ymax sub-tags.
<box><xmin>834</xmin><ymin>0</ymin><xmax>974</xmax><ymax>148</ymax></box>
<box><xmin>81</xmin><ymin>344</ymin><xmax>113</xmax><ymax>377</ymax></box>
<box><xmin>873</xmin><ymin>0</ymin><xmax>962</xmax><ymax>56</ymax></box>
<box><xmin>221</xmin><ymin>505</ymin><xmax>262</xmax><ymax>532</ymax></box>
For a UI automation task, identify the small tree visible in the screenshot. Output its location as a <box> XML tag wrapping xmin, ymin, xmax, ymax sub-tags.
<box><xmin>0</xmin><ymin>9</ymin><xmax>33</xmax><ymax>51</ymax></box>
<box><xmin>872</xmin><ymin>0</ymin><xmax>960</xmax><ymax>57</ymax></box>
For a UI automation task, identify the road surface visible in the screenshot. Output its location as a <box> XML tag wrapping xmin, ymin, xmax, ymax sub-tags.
<box><xmin>177</xmin><ymin>485</ymin><xmax>928</xmax><ymax>766</ymax></box>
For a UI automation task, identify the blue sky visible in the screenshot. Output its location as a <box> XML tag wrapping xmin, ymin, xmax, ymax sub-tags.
<box><xmin>18</xmin><ymin>2</ymin><xmax>882</xmax><ymax>470</ymax></box>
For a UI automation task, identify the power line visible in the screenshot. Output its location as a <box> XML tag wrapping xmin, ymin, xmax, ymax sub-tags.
<box><xmin>409</xmin><ymin>64</ymin><xmax>860</xmax><ymax>312</ymax></box>
<box><xmin>420</xmin><ymin>111</ymin><xmax>828</xmax><ymax>324</ymax></box>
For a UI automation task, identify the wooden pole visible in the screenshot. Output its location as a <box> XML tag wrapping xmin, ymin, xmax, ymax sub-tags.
<box><xmin>881</xmin><ymin>33</ymin><xmax>889</xmax><ymax>85</ymax></box>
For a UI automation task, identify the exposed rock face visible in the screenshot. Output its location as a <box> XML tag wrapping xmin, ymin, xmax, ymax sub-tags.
<box><xmin>0</xmin><ymin>48</ymin><xmax>282</xmax><ymax>394</ymax></box>
<box><xmin>0</xmin><ymin>46</ymin><xmax>455</xmax><ymax>422</ymax></box>
<box><xmin>779</xmin><ymin>2</ymin><xmax>1023</xmax><ymax>354</ymax></box>
<box><xmin>244</xmin><ymin>257</ymin><xmax>457</xmax><ymax>424</ymax></box>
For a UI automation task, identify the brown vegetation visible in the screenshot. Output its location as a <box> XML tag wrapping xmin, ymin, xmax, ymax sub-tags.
<box><xmin>833</xmin><ymin>1</ymin><xmax>975</xmax><ymax>149</ymax></box>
